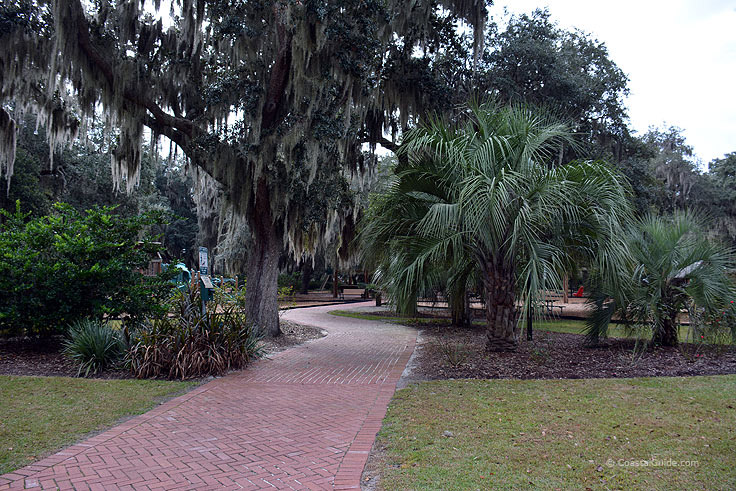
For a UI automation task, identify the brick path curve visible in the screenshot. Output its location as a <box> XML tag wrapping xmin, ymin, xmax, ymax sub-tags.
<box><xmin>0</xmin><ymin>302</ymin><xmax>416</xmax><ymax>490</ymax></box>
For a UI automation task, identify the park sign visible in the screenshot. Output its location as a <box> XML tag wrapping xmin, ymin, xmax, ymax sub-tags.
<box><xmin>199</xmin><ymin>247</ymin><xmax>208</xmax><ymax>275</ymax></box>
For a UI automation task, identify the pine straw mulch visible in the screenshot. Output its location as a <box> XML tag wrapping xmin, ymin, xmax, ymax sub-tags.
<box><xmin>411</xmin><ymin>321</ymin><xmax>736</xmax><ymax>381</ymax></box>
<box><xmin>0</xmin><ymin>320</ymin><xmax>325</xmax><ymax>379</ymax></box>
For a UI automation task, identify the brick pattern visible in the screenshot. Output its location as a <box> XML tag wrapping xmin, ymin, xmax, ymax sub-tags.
<box><xmin>1</xmin><ymin>303</ymin><xmax>415</xmax><ymax>490</ymax></box>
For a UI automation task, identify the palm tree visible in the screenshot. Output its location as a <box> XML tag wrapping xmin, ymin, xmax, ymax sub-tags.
<box><xmin>360</xmin><ymin>101</ymin><xmax>632</xmax><ymax>351</ymax></box>
<box><xmin>587</xmin><ymin>211</ymin><xmax>736</xmax><ymax>347</ymax></box>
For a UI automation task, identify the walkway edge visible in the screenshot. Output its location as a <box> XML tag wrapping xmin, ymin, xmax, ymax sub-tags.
<box><xmin>333</xmin><ymin>337</ymin><xmax>416</xmax><ymax>490</ymax></box>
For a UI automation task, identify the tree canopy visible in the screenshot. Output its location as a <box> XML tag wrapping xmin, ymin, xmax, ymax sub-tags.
<box><xmin>0</xmin><ymin>0</ymin><xmax>489</xmax><ymax>335</ymax></box>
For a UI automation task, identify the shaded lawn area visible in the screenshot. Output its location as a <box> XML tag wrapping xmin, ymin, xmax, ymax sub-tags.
<box><xmin>330</xmin><ymin>310</ymin><xmax>717</xmax><ymax>344</ymax></box>
<box><xmin>373</xmin><ymin>376</ymin><xmax>736</xmax><ymax>490</ymax></box>
<box><xmin>534</xmin><ymin>320</ymin><xmax>699</xmax><ymax>344</ymax></box>
<box><xmin>0</xmin><ymin>376</ymin><xmax>194</xmax><ymax>474</ymax></box>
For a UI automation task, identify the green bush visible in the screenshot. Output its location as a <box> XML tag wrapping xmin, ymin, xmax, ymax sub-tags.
<box><xmin>62</xmin><ymin>319</ymin><xmax>125</xmax><ymax>376</ymax></box>
<box><xmin>0</xmin><ymin>201</ymin><xmax>174</xmax><ymax>337</ymax></box>
<box><xmin>278</xmin><ymin>272</ymin><xmax>301</xmax><ymax>291</ymax></box>
<box><xmin>127</xmin><ymin>287</ymin><xmax>263</xmax><ymax>380</ymax></box>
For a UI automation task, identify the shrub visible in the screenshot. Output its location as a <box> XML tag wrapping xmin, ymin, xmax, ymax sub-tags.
<box><xmin>63</xmin><ymin>319</ymin><xmax>125</xmax><ymax>376</ymax></box>
<box><xmin>127</xmin><ymin>287</ymin><xmax>263</xmax><ymax>380</ymax></box>
<box><xmin>0</xmin><ymin>201</ymin><xmax>174</xmax><ymax>337</ymax></box>
<box><xmin>278</xmin><ymin>272</ymin><xmax>300</xmax><ymax>291</ymax></box>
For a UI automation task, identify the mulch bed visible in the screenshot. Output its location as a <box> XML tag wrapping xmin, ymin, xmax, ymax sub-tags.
<box><xmin>0</xmin><ymin>321</ymin><xmax>325</xmax><ymax>379</ymax></box>
<box><xmin>259</xmin><ymin>319</ymin><xmax>325</xmax><ymax>353</ymax></box>
<box><xmin>413</xmin><ymin>322</ymin><xmax>736</xmax><ymax>380</ymax></box>
<box><xmin>0</xmin><ymin>337</ymin><xmax>129</xmax><ymax>379</ymax></box>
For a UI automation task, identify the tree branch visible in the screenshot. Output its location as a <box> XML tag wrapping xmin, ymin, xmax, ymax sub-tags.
<box><xmin>69</xmin><ymin>0</ymin><xmax>195</xmax><ymax>139</ymax></box>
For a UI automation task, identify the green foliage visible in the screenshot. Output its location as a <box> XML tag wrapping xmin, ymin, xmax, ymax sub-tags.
<box><xmin>62</xmin><ymin>319</ymin><xmax>124</xmax><ymax>376</ymax></box>
<box><xmin>0</xmin><ymin>148</ymin><xmax>52</xmax><ymax>217</ymax></box>
<box><xmin>1</xmin><ymin>115</ymin><xmax>198</xmax><ymax>263</ymax></box>
<box><xmin>360</xmin><ymin>101</ymin><xmax>631</xmax><ymax>346</ymax></box>
<box><xmin>482</xmin><ymin>9</ymin><xmax>629</xmax><ymax>139</ymax></box>
<box><xmin>0</xmin><ymin>202</ymin><xmax>173</xmax><ymax>337</ymax></box>
<box><xmin>587</xmin><ymin>211</ymin><xmax>736</xmax><ymax>346</ymax></box>
<box><xmin>127</xmin><ymin>287</ymin><xmax>263</xmax><ymax>380</ymax></box>
<box><xmin>278</xmin><ymin>272</ymin><xmax>301</xmax><ymax>291</ymax></box>
<box><xmin>704</xmin><ymin>152</ymin><xmax>736</xmax><ymax>245</ymax></box>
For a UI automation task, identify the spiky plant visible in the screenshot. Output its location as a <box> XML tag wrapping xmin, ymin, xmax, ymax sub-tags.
<box><xmin>63</xmin><ymin>319</ymin><xmax>124</xmax><ymax>377</ymax></box>
<box><xmin>586</xmin><ymin>211</ymin><xmax>736</xmax><ymax>347</ymax></box>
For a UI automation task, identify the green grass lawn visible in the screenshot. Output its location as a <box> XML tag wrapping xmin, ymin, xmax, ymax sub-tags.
<box><xmin>331</xmin><ymin>310</ymin><xmax>712</xmax><ymax>344</ymax></box>
<box><xmin>0</xmin><ymin>376</ymin><xmax>194</xmax><ymax>474</ymax></box>
<box><xmin>375</xmin><ymin>376</ymin><xmax>736</xmax><ymax>490</ymax></box>
<box><xmin>534</xmin><ymin>319</ymin><xmax>700</xmax><ymax>343</ymax></box>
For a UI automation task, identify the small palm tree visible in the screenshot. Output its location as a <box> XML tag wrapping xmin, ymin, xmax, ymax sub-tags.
<box><xmin>360</xmin><ymin>101</ymin><xmax>632</xmax><ymax>350</ymax></box>
<box><xmin>587</xmin><ymin>211</ymin><xmax>736</xmax><ymax>347</ymax></box>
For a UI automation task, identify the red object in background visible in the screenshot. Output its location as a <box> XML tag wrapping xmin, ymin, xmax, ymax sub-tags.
<box><xmin>572</xmin><ymin>286</ymin><xmax>584</xmax><ymax>297</ymax></box>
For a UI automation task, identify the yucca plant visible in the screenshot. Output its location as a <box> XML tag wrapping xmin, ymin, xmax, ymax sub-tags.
<box><xmin>63</xmin><ymin>319</ymin><xmax>124</xmax><ymax>376</ymax></box>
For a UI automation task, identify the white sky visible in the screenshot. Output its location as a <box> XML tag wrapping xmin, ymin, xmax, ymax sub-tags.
<box><xmin>489</xmin><ymin>0</ymin><xmax>736</xmax><ymax>165</ymax></box>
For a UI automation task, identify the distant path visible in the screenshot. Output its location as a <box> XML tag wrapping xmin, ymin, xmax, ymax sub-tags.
<box><xmin>0</xmin><ymin>302</ymin><xmax>416</xmax><ymax>490</ymax></box>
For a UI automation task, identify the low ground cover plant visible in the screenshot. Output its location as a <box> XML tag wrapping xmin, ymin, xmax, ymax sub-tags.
<box><xmin>62</xmin><ymin>319</ymin><xmax>125</xmax><ymax>376</ymax></box>
<box><xmin>127</xmin><ymin>287</ymin><xmax>263</xmax><ymax>380</ymax></box>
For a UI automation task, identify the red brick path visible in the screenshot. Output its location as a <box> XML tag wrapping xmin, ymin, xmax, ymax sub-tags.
<box><xmin>0</xmin><ymin>303</ymin><xmax>415</xmax><ymax>490</ymax></box>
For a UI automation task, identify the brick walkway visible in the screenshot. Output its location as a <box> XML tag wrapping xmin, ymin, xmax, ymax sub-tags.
<box><xmin>0</xmin><ymin>303</ymin><xmax>416</xmax><ymax>490</ymax></box>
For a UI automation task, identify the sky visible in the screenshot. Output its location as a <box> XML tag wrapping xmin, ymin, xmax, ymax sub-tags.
<box><xmin>489</xmin><ymin>0</ymin><xmax>736</xmax><ymax>166</ymax></box>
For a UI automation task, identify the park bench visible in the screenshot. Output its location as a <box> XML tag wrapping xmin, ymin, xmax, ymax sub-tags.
<box><xmin>340</xmin><ymin>288</ymin><xmax>366</xmax><ymax>300</ymax></box>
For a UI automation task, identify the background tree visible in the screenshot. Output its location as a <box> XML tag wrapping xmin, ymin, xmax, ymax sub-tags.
<box><xmin>480</xmin><ymin>10</ymin><xmax>630</xmax><ymax>160</ymax></box>
<box><xmin>0</xmin><ymin>114</ymin><xmax>198</xmax><ymax>261</ymax></box>
<box><xmin>705</xmin><ymin>152</ymin><xmax>736</xmax><ymax>245</ymax></box>
<box><xmin>0</xmin><ymin>0</ymin><xmax>488</xmax><ymax>336</ymax></box>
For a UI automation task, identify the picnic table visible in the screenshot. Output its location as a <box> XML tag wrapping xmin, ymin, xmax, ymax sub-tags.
<box><xmin>543</xmin><ymin>299</ymin><xmax>565</xmax><ymax>315</ymax></box>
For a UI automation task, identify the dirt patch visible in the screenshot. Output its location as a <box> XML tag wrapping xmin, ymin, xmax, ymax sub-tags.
<box><xmin>412</xmin><ymin>322</ymin><xmax>736</xmax><ymax>380</ymax></box>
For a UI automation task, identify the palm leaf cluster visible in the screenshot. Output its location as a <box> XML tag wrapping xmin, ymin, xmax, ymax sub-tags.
<box><xmin>586</xmin><ymin>211</ymin><xmax>736</xmax><ymax>346</ymax></box>
<box><xmin>360</xmin><ymin>101</ymin><xmax>632</xmax><ymax>350</ymax></box>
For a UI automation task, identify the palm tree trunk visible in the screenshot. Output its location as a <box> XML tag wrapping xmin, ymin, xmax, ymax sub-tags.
<box><xmin>483</xmin><ymin>263</ymin><xmax>519</xmax><ymax>351</ymax></box>
<box><xmin>449</xmin><ymin>287</ymin><xmax>469</xmax><ymax>327</ymax></box>
<box><xmin>653</xmin><ymin>315</ymin><xmax>679</xmax><ymax>347</ymax></box>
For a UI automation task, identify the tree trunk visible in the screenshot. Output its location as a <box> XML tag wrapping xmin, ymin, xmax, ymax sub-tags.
<box><xmin>300</xmin><ymin>261</ymin><xmax>312</xmax><ymax>294</ymax></box>
<box><xmin>450</xmin><ymin>288</ymin><xmax>469</xmax><ymax>327</ymax></box>
<box><xmin>245</xmin><ymin>182</ymin><xmax>281</xmax><ymax>337</ymax></box>
<box><xmin>483</xmin><ymin>264</ymin><xmax>519</xmax><ymax>351</ymax></box>
<box><xmin>653</xmin><ymin>315</ymin><xmax>679</xmax><ymax>347</ymax></box>
<box><xmin>526</xmin><ymin>301</ymin><xmax>533</xmax><ymax>341</ymax></box>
